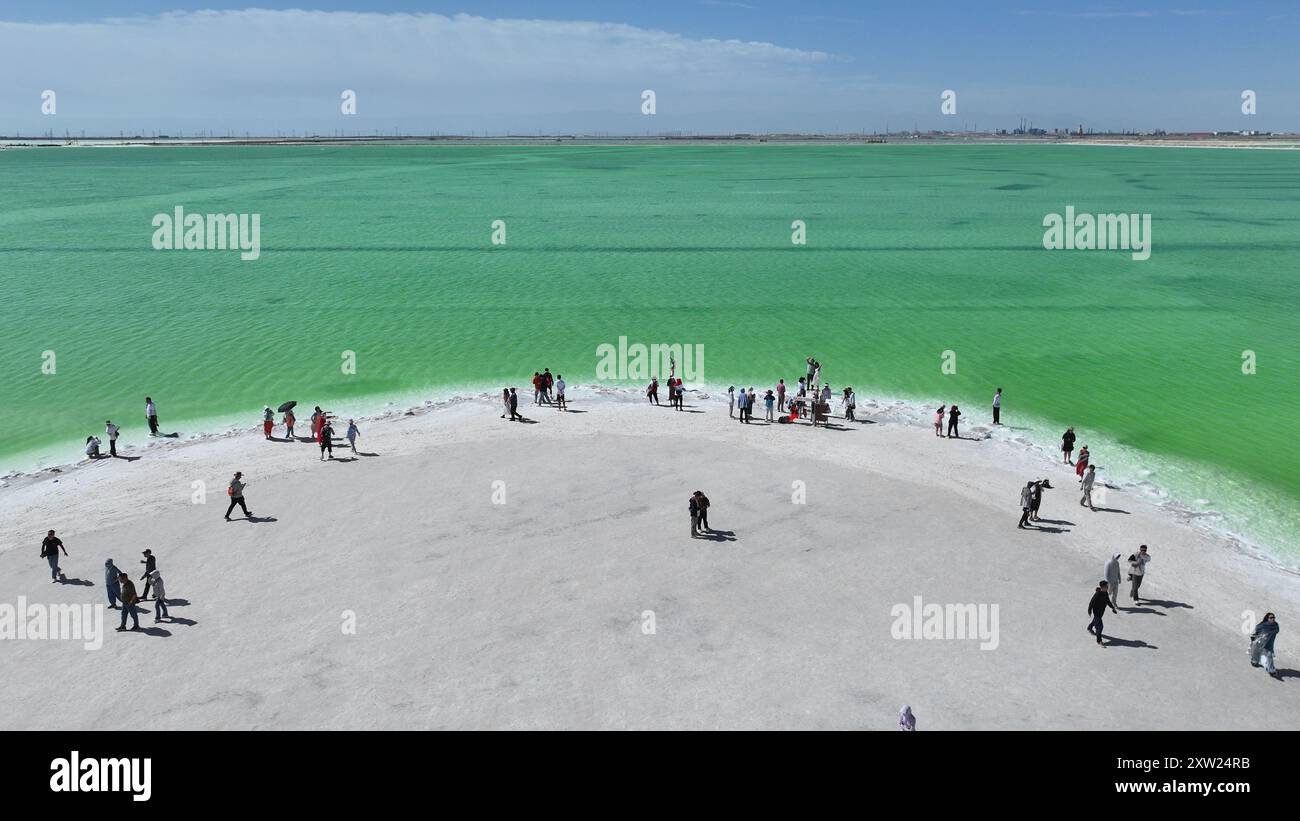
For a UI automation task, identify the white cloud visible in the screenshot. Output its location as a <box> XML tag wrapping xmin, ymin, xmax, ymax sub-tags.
<box><xmin>0</xmin><ymin>9</ymin><xmax>851</xmax><ymax>134</ymax></box>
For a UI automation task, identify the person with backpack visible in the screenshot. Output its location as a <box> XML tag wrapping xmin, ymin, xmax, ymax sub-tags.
<box><xmin>40</xmin><ymin>530</ymin><xmax>67</xmax><ymax>583</ymax></box>
<box><xmin>104</xmin><ymin>558</ymin><xmax>123</xmax><ymax>609</ymax></box>
<box><xmin>225</xmin><ymin>472</ymin><xmax>252</xmax><ymax>520</ymax></box>
<box><xmin>139</xmin><ymin>549</ymin><xmax>157</xmax><ymax>599</ymax></box>
<box><xmin>116</xmin><ymin>572</ymin><xmax>141</xmax><ymax>632</ymax></box>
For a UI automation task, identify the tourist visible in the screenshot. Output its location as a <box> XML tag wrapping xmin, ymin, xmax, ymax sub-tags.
<box><xmin>1080</xmin><ymin>464</ymin><xmax>1097</xmax><ymax>510</ymax></box>
<box><xmin>139</xmin><ymin>549</ymin><xmax>157</xmax><ymax>599</ymax></box>
<box><xmin>899</xmin><ymin>705</ymin><xmax>916</xmax><ymax>731</ymax></box>
<box><xmin>555</xmin><ymin>375</ymin><xmax>566</xmax><ymax>411</ymax></box>
<box><xmin>1030</xmin><ymin>479</ymin><xmax>1050</xmax><ymax>522</ymax></box>
<box><xmin>346</xmin><ymin>419</ymin><xmax>360</xmax><ymax>452</ymax></box>
<box><xmin>149</xmin><ymin>570</ymin><xmax>169</xmax><ymax>622</ymax></box>
<box><xmin>116</xmin><ymin>572</ymin><xmax>141</xmax><ymax>632</ymax></box>
<box><xmin>105</xmin><ymin>420</ymin><xmax>120</xmax><ymax>457</ymax></box>
<box><xmin>320</xmin><ymin>419</ymin><xmax>335</xmax><ymax>460</ymax></box>
<box><xmin>145</xmin><ymin>396</ymin><xmax>159</xmax><ymax>436</ymax></box>
<box><xmin>104</xmin><ymin>558</ymin><xmax>122</xmax><ymax>609</ymax></box>
<box><xmin>695</xmin><ymin>490</ymin><xmax>711</xmax><ymax>531</ymax></box>
<box><xmin>1103</xmin><ymin>554</ymin><xmax>1122</xmax><ymax>607</ymax></box>
<box><xmin>1018</xmin><ymin>482</ymin><xmax>1034</xmax><ymax>529</ymax></box>
<box><xmin>1249</xmin><ymin>613</ymin><xmax>1281</xmax><ymax>679</ymax></box>
<box><xmin>993</xmin><ymin>388</ymin><xmax>1002</xmax><ymax>425</ymax></box>
<box><xmin>224</xmin><ymin>472</ymin><xmax>252</xmax><ymax>520</ymax></box>
<box><xmin>1087</xmin><ymin>581</ymin><xmax>1117</xmax><ymax>646</ymax></box>
<box><xmin>947</xmin><ymin>405</ymin><xmax>961</xmax><ymax>439</ymax></box>
<box><xmin>934</xmin><ymin>405</ymin><xmax>945</xmax><ymax>437</ymax></box>
<box><xmin>1061</xmin><ymin>427</ymin><xmax>1076</xmax><ymax>464</ymax></box>
<box><xmin>263</xmin><ymin>406</ymin><xmax>275</xmax><ymax>440</ymax></box>
<box><xmin>647</xmin><ymin>378</ymin><xmax>659</xmax><ymax>405</ymax></box>
<box><xmin>1128</xmin><ymin>545</ymin><xmax>1150</xmax><ymax>602</ymax></box>
<box><xmin>41</xmin><ymin>530</ymin><xmax>67</xmax><ymax>583</ymax></box>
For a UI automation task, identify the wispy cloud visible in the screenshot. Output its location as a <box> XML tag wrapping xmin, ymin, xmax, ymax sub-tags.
<box><xmin>0</xmin><ymin>10</ymin><xmax>846</xmax><ymax>134</ymax></box>
<box><xmin>700</xmin><ymin>0</ymin><xmax>758</xmax><ymax>9</ymax></box>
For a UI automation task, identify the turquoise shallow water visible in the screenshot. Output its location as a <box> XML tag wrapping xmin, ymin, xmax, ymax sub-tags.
<box><xmin>0</xmin><ymin>143</ymin><xmax>1297</xmax><ymax>556</ymax></box>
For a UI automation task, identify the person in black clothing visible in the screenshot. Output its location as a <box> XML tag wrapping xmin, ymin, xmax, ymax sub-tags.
<box><xmin>320</xmin><ymin>421</ymin><xmax>335</xmax><ymax>460</ymax></box>
<box><xmin>1062</xmin><ymin>427</ymin><xmax>1076</xmax><ymax>464</ymax></box>
<box><xmin>689</xmin><ymin>494</ymin><xmax>701</xmax><ymax>537</ymax></box>
<box><xmin>41</xmin><ymin>530</ymin><xmax>67</xmax><ymax>582</ymax></box>
<box><xmin>694</xmin><ymin>490</ymin><xmax>711</xmax><ymax>531</ymax></box>
<box><xmin>139</xmin><ymin>549</ymin><xmax>157</xmax><ymax>599</ymax></box>
<box><xmin>508</xmin><ymin>388</ymin><xmax>521</xmax><ymax>421</ymax></box>
<box><xmin>1030</xmin><ymin>479</ymin><xmax>1050</xmax><ymax>522</ymax></box>
<box><xmin>1087</xmin><ymin>581</ymin><xmax>1118</xmax><ymax>646</ymax></box>
<box><xmin>947</xmin><ymin>405</ymin><xmax>961</xmax><ymax>438</ymax></box>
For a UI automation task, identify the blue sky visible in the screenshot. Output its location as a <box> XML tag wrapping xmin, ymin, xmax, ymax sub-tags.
<box><xmin>1</xmin><ymin>1</ymin><xmax>1296</xmax><ymax>135</ymax></box>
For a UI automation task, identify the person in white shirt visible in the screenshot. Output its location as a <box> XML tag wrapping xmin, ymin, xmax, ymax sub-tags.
<box><xmin>1080</xmin><ymin>464</ymin><xmax>1097</xmax><ymax>510</ymax></box>
<box><xmin>105</xmin><ymin>420</ymin><xmax>120</xmax><ymax>457</ymax></box>
<box><xmin>728</xmin><ymin>386</ymin><xmax>736</xmax><ymax>418</ymax></box>
<box><xmin>993</xmin><ymin>388</ymin><xmax>1002</xmax><ymax>425</ymax></box>
<box><xmin>1128</xmin><ymin>545</ymin><xmax>1151</xmax><ymax>602</ymax></box>
<box><xmin>554</xmin><ymin>375</ymin><xmax>567</xmax><ymax>411</ymax></box>
<box><xmin>85</xmin><ymin>436</ymin><xmax>102</xmax><ymax>458</ymax></box>
<box><xmin>145</xmin><ymin>397</ymin><xmax>159</xmax><ymax>436</ymax></box>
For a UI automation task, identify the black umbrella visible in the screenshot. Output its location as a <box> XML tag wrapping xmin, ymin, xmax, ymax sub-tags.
<box><xmin>277</xmin><ymin>401</ymin><xmax>297</xmax><ymax>413</ymax></box>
